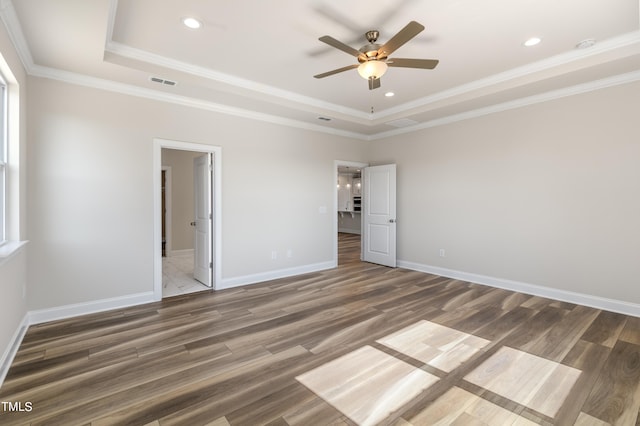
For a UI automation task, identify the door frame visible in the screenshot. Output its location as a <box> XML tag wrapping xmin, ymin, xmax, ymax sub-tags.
<box><xmin>333</xmin><ymin>160</ymin><xmax>368</xmax><ymax>266</ymax></box>
<box><xmin>161</xmin><ymin>166</ymin><xmax>172</xmax><ymax>256</ymax></box>
<box><xmin>153</xmin><ymin>138</ymin><xmax>222</xmax><ymax>300</ymax></box>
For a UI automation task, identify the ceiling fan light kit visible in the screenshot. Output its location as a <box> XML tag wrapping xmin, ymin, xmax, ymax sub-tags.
<box><xmin>314</xmin><ymin>21</ymin><xmax>439</xmax><ymax>91</ymax></box>
<box><xmin>357</xmin><ymin>60</ymin><xmax>388</xmax><ymax>80</ymax></box>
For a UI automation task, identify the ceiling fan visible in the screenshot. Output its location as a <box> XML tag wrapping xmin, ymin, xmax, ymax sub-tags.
<box><xmin>314</xmin><ymin>21</ymin><xmax>439</xmax><ymax>90</ymax></box>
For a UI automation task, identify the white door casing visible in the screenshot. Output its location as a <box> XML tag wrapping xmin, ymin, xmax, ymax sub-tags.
<box><xmin>334</xmin><ymin>160</ymin><xmax>369</xmax><ymax>265</ymax></box>
<box><xmin>193</xmin><ymin>154</ymin><xmax>213</xmax><ymax>286</ymax></box>
<box><xmin>363</xmin><ymin>164</ymin><xmax>397</xmax><ymax>267</ymax></box>
<box><xmin>154</xmin><ymin>138</ymin><xmax>221</xmax><ymax>301</ymax></box>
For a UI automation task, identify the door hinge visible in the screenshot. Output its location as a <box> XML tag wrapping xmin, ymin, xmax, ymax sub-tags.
<box><xmin>209</xmin><ymin>213</ymin><xmax>212</xmax><ymax>219</ymax></box>
<box><xmin>209</xmin><ymin>262</ymin><xmax>213</xmax><ymax>269</ymax></box>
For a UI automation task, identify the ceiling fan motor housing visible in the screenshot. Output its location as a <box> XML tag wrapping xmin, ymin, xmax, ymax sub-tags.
<box><xmin>359</xmin><ymin>43</ymin><xmax>383</xmax><ymax>62</ymax></box>
<box><xmin>365</xmin><ymin>30</ymin><xmax>379</xmax><ymax>43</ymax></box>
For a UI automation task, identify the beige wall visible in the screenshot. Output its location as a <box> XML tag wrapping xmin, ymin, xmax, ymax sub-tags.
<box><xmin>18</xmin><ymin>71</ymin><xmax>640</xmax><ymax>314</ymax></box>
<box><xmin>0</xmin><ymin>19</ymin><xmax>28</xmax><ymax>378</ymax></box>
<box><xmin>161</xmin><ymin>148</ymin><xmax>202</xmax><ymax>252</ymax></box>
<box><xmin>368</xmin><ymin>80</ymin><xmax>640</xmax><ymax>304</ymax></box>
<box><xmin>26</xmin><ymin>76</ymin><xmax>368</xmax><ymax>310</ymax></box>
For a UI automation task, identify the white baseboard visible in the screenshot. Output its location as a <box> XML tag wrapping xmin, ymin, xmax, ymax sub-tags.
<box><xmin>219</xmin><ymin>261</ymin><xmax>335</xmax><ymax>290</ymax></box>
<box><xmin>0</xmin><ymin>312</ymin><xmax>29</xmax><ymax>388</ymax></box>
<box><xmin>168</xmin><ymin>249</ymin><xmax>194</xmax><ymax>257</ymax></box>
<box><xmin>5</xmin><ymin>258</ymin><xmax>637</xmax><ymax>390</ymax></box>
<box><xmin>28</xmin><ymin>291</ymin><xmax>156</xmax><ymax>325</ymax></box>
<box><xmin>398</xmin><ymin>260</ymin><xmax>640</xmax><ymax>317</ymax></box>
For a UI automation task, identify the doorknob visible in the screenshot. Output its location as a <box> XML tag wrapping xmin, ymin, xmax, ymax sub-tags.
<box><xmin>389</xmin><ymin>219</ymin><xmax>396</xmax><ymax>223</ymax></box>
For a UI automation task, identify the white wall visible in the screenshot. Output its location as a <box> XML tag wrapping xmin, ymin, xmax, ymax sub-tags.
<box><xmin>369</xmin><ymin>80</ymin><xmax>640</xmax><ymax>306</ymax></box>
<box><xmin>26</xmin><ymin>76</ymin><xmax>368</xmax><ymax>310</ymax></box>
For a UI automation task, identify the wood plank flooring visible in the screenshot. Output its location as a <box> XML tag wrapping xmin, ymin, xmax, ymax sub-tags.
<box><xmin>1</xmin><ymin>233</ymin><xmax>639</xmax><ymax>425</ymax></box>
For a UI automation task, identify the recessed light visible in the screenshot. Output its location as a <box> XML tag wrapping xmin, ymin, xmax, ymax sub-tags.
<box><xmin>523</xmin><ymin>37</ymin><xmax>542</xmax><ymax>47</ymax></box>
<box><xmin>182</xmin><ymin>17</ymin><xmax>202</xmax><ymax>29</ymax></box>
<box><xmin>385</xmin><ymin>92</ymin><xmax>395</xmax><ymax>97</ymax></box>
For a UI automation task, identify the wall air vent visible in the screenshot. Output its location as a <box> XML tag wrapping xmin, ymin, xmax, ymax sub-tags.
<box><xmin>149</xmin><ymin>77</ymin><xmax>177</xmax><ymax>86</ymax></box>
<box><xmin>386</xmin><ymin>118</ymin><xmax>419</xmax><ymax>128</ymax></box>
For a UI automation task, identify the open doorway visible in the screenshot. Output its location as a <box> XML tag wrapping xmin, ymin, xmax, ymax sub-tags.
<box><xmin>160</xmin><ymin>149</ymin><xmax>211</xmax><ymax>297</ymax></box>
<box><xmin>334</xmin><ymin>160</ymin><xmax>368</xmax><ymax>266</ymax></box>
<box><xmin>153</xmin><ymin>139</ymin><xmax>221</xmax><ymax>301</ymax></box>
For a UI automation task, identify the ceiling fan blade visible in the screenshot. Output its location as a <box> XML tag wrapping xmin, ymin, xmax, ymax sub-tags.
<box><xmin>378</xmin><ymin>21</ymin><xmax>425</xmax><ymax>57</ymax></box>
<box><xmin>314</xmin><ymin>64</ymin><xmax>359</xmax><ymax>79</ymax></box>
<box><xmin>387</xmin><ymin>58</ymin><xmax>439</xmax><ymax>69</ymax></box>
<box><xmin>318</xmin><ymin>35</ymin><xmax>364</xmax><ymax>58</ymax></box>
<box><xmin>368</xmin><ymin>77</ymin><xmax>381</xmax><ymax>90</ymax></box>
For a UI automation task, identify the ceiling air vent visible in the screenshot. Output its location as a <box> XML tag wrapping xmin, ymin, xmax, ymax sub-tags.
<box><xmin>149</xmin><ymin>76</ymin><xmax>177</xmax><ymax>86</ymax></box>
<box><xmin>385</xmin><ymin>118</ymin><xmax>419</xmax><ymax>128</ymax></box>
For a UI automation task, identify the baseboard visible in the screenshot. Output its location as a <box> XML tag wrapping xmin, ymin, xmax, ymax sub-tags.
<box><xmin>168</xmin><ymin>249</ymin><xmax>194</xmax><ymax>257</ymax></box>
<box><xmin>219</xmin><ymin>261</ymin><xmax>335</xmax><ymax>290</ymax></box>
<box><xmin>7</xmin><ymin>258</ymin><xmax>637</xmax><ymax>390</ymax></box>
<box><xmin>24</xmin><ymin>260</ymin><xmax>335</xmax><ymax>325</ymax></box>
<box><xmin>0</xmin><ymin>312</ymin><xmax>29</xmax><ymax>388</ymax></box>
<box><xmin>28</xmin><ymin>291</ymin><xmax>156</xmax><ymax>325</ymax></box>
<box><xmin>337</xmin><ymin>228</ymin><xmax>361</xmax><ymax>235</ymax></box>
<box><xmin>398</xmin><ymin>260</ymin><xmax>640</xmax><ymax>317</ymax></box>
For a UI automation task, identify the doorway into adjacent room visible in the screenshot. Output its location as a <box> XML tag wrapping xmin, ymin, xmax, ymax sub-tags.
<box><xmin>153</xmin><ymin>139</ymin><xmax>221</xmax><ymax>301</ymax></box>
<box><xmin>335</xmin><ymin>160</ymin><xmax>368</xmax><ymax>265</ymax></box>
<box><xmin>334</xmin><ymin>160</ymin><xmax>398</xmax><ymax>268</ymax></box>
<box><xmin>160</xmin><ymin>150</ymin><xmax>212</xmax><ymax>297</ymax></box>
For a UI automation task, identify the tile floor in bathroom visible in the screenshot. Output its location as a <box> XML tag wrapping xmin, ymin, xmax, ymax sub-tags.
<box><xmin>162</xmin><ymin>252</ymin><xmax>211</xmax><ymax>297</ymax></box>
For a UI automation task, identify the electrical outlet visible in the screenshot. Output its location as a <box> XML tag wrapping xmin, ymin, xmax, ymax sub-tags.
<box><xmin>271</xmin><ymin>251</ymin><xmax>278</xmax><ymax>260</ymax></box>
<box><xmin>439</xmin><ymin>249</ymin><xmax>445</xmax><ymax>257</ymax></box>
<box><xmin>286</xmin><ymin>249</ymin><xmax>292</xmax><ymax>258</ymax></box>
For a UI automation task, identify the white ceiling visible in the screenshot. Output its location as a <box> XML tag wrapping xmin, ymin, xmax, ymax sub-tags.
<box><xmin>4</xmin><ymin>0</ymin><xmax>640</xmax><ymax>139</ymax></box>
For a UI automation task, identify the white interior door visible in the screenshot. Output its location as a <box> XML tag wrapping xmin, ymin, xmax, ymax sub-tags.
<box><xmin>363</xmin><ymin>164</ymin><xmax>397</xmax><ymax>267</ymax></box>
<box><xmin>193</xmin><ymin>154</ymin><xmax>213</xmax><ymax>286</ymax></box>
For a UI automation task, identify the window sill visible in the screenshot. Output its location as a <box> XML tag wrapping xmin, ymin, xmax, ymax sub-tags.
<box><xmin>0</xmin><ymin>240</ymin><xmax>28</xmax><ymax>266</ymax></box>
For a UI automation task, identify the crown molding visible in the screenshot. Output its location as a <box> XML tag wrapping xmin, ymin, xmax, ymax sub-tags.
<box><xmin>373</xmin><ymin>30</ymin><xmax>640</xmax><ymax>121</ymax></box>
<box><xmin>28</xmin><ymin>64</ymin><xmax>369</xmax><ymax>140</ymax></box>
<box><xmin>0</xmin><ymin>0</ymin><xmax>34</xmax><ymax>70</ymax></box>
<box><xmin>103</xmin><ymin>0</ymin><xmax>369</xmax><ymax>122</ymax></box>
<box><xmin>2</xmin><ymin>0</ymin><xmax>640</xmax><ymax>141</ymax></box>
<box><xmin>104</xmin><ymin>30</ymin><xmax>640</xmax><ymax>126</ymax></box>
<box><xmin>28</xmin><ymin>62</ymin><xmax>640</xmax><ymax>143</ymax></box>
<box><xmin>104</xmin><ymin>41</ymin><xmax>373</xmax><ymax>123</ymax></box>
<box><xmin>371</xmin><ymin>69</ymin><xmax>640</xmax><ymax>140</ymax></box>
<box><xmin>102</xmin><ymin>0</ymin><xmax>640</xmax><ymax>126</ymax></box>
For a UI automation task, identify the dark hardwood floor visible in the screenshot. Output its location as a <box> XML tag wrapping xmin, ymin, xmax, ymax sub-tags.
<box><xmin>1</xmin><ymin>233</ymin><xmax>639</xmax><ymax>425</ymax></box>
